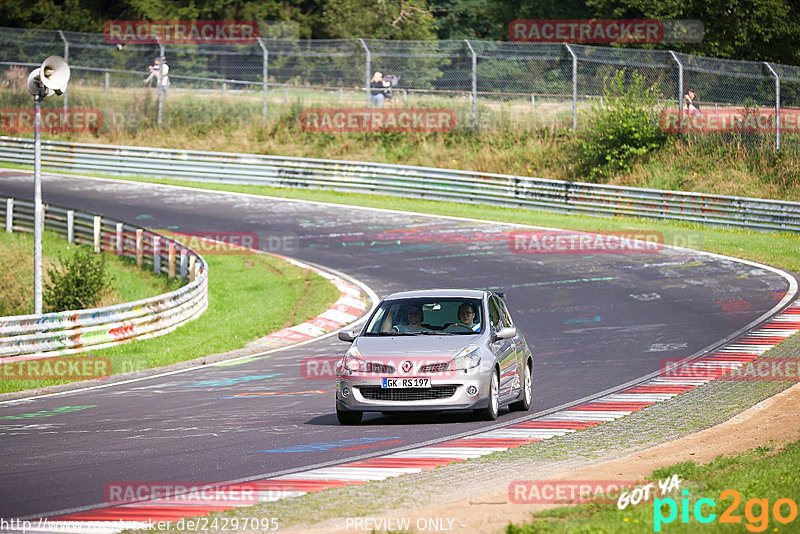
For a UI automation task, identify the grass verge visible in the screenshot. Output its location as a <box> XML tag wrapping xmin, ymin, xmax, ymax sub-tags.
<box><xmin>507</xmin><ymin>438</ymin><xmax>800</xmax><ymax>533</ymax></box>
<box><xmin>0</xmin><ymin>235</ymin><xmax>340</xmax><ymax>394</ymax></box>
<box><xmin>0</xmin><ymin>230</ymin><xmax>180</xmax><ymax>317</ymax></box>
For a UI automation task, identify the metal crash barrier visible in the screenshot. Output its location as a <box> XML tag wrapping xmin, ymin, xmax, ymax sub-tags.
<box><xmin>1</xmin><ymin>137</ymin><xmax>798</xmax><ymax>233</ymax></box>
<box><xmin>0</xmin><ymin>196</ymin><xmax>208</xmax><ymax>358</ymax></box>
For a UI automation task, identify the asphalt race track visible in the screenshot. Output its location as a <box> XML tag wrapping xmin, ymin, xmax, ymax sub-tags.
<box><xmin>0</xmin><ymin>172</ymin><xmax>795</xmax><ymax>519</ymax></box>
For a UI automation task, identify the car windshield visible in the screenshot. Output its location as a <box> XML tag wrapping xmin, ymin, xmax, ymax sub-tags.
<box><xmin>364</xmin><ymin>297</ymin><xmax>483</xmax><ymax>335</ymax></box>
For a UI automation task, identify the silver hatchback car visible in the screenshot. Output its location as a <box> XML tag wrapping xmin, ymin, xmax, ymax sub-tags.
<box><xmin>335</xmin><ymin>289</ymin><xmax>533</xmax><ymax>425</ymax></box>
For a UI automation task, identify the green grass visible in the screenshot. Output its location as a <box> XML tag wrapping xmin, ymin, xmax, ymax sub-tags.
<box><xmin>506</xmin><ymin>438</ymin><xmax>800</xmax><ymax>533</ymax></box>
<box><xmin>0</xmin><ymin>234</ymin><xmax>340</xmax><ymax>394</ymax></box>
<box><xmin>0</xmin><ymin>230</ymin><xmax>180</xmax><ymax>317</ymax></box>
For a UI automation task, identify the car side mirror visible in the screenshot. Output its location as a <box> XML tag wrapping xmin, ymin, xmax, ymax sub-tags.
<box><xmin>493</xmin><ymin>326</ymin><xmax>517</xmax><ymax>341</ymax></box>
<box><xmin>338</xmin><ymin>330</ymin><xmax>357</xmax><ymax>342</ymax></box>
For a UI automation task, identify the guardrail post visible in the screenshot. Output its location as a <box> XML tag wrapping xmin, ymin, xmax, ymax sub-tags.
<box><xmin>115</xmin><ymin>222</ymin><xmax>123</xmax><ymax>255</ymax></box>
<box><xmin>189</xmin><ymin>255</ymin><xmax>196</xmax><ymax>282</ymax></box>
<box><xmin>669</xmin><ymin>51</ymin><xmax>684</xmax><ymax>135</ymax></box>
<box><xmin>180</xmin><ymin>248</ymin><xmax>188</xmax><ymax>278</ymax></box>
<box><xmin>5</xmin><ymin>198</ymin><xmax>12</xmax><ymax>233</ymax></box>
<box><xmin>465</xmin><ymin>40</ymin><xmax>478</xmax><ymax>130</ymax></box>
<box><xmin>359</xmin><ymin>38</ymin><xmax>371</xmax><ymax>108</ymax></box>
<box><xmin>136</xmin><ymin>229</ymin><xmax>143</xmax><ymax>266</ymax></box>
<box><xmin>93</xmin><ymin>215</ymin><xmax>101</xmax><ymax>253</ymax></box>
<box><xmin>257</xmin><ymin>38</ymin><xmax>269</xmax><ymax>124</ymax></box>
<box><xmin>67</xmin><ymin>209</ymin><xmax>74</xmax><ymax>242</ymax></box>
<box><xmin>763</xmin><ymin>62</ymin><xmax>781</xmax><ymax>151</ymax></box>
<box><xmin>153</xmin><ymin>235</ymin><xmax>161</xmax><ymax>274</ymax></box>
<box><xmin>168</xmin><ymin>241</ymin><xmax>175</xmax><ymax>278</ymax></box>
<box><xmin>564</xmin><ymin>43</ymin><xmax>577</xmax><ymax>130</ymax></box>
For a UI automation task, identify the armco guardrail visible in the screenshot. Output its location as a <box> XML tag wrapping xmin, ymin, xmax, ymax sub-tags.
<box><xmin>0</xmin><ymin>196</ymin><xmax>208</xmax><ymax>359</ymax></box>
<box><xmin>1</xmin><ymin>136</ymin><xmax>799</xmax><ymax>233</ymax></box>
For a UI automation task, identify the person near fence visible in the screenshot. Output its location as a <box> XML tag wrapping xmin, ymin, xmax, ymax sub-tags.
<box><xmin>145</xmin><ymin>57</ymin><xmax>170</xmax><ymax>93</ymax></box>
<box><xmin>369</xmin><ymin>72</ymin><xmax>391</xmax><ymax>108</ymax></box>
<box><xmin>684</xmin><ymin>89</ymin><xmax>701</xmax><ymax>116</ymax></box>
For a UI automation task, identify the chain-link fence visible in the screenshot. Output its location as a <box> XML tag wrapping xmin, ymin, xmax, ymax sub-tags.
<box><xmin>1</xmin><ymin>26</ymin><xmax>798</xmax><ymax>149</ymax></box>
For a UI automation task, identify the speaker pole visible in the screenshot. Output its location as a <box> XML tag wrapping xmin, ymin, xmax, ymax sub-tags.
<box><xmin>33</xmin><ymin>92</ymin><xmax>43</xmax><ymax>315</ymax></box>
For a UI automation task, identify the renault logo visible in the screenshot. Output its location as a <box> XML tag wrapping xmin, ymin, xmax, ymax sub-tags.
<box><xmin>401</xmin><ymin>360</ymin><xmax>413</xmax><ymax>373</ymax></box>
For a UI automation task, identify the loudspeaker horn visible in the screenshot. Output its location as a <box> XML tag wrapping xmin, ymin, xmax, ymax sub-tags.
<box><xmin>39</xmin><ymin>55</ymin><xmax>70</xmax><ymax>92</ymax></box>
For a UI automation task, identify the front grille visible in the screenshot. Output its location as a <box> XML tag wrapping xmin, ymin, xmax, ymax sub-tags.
<box><xmin>366</xmin><ymin>362</ymin><xmax>395</xmax><ymax>374</ymax></box>
<box><xmin>358</xmin><ymin>386</ymin><xmax>457</xmax><ymax>401</ymax></box>
<box><xmin>419</xmin><ymin>362</ymin><xmax>450</xmax><ymax>373</ymax></box>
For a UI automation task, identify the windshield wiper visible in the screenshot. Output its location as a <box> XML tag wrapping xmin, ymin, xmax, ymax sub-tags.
<box><xmin>420</xmin><ymin>331</ymin><xmax>456</xmax><ymax>335</ymax></box>
<box><xmin>368</xmin><ymin>331</ymin><xmax>416</xmax><ymax>336</ymax></box>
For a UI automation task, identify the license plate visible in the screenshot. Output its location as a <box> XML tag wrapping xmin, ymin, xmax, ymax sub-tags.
<box><xmin>381</xmin><ymin>377</ymin><xmax>430</xmax><ymax>388</ymax></box>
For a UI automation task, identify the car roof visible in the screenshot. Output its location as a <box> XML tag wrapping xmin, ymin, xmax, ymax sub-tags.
<box><xmin>382</xmin><ymin>289</ymin><xmax>486</xmax><ymax>301</ymax></box>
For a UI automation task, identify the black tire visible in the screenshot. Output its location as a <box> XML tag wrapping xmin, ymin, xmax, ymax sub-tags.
<box><xmin>509</xmin><ymin>359</ymin><xmax>532</xmax><ymax>412</ymax></box>
<box><xmin>475</xmin><ymin>370</ymin><xmax>499</xmax><ymax>421</ymax></box>
<box><xmin>336</xmin><ymin>407</ymin><xmax>362</xmax><ymax>425</ymax></box>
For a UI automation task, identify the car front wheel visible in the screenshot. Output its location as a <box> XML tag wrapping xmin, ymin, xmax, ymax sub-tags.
<box><xmin>337</xmin><ymin>406</ymin><xmax>362</xmax><ymax>425</ymax></box>
<box><xmin>475</xmin><ymin>370</ymin><xmax>499</xmax><ymax>421</ymax></box>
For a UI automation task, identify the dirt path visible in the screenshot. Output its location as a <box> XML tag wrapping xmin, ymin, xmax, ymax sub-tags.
<box><xmin>285</xmin><ymin>380</ymin><xmax>800</xmax><ymax>534</ymax></box>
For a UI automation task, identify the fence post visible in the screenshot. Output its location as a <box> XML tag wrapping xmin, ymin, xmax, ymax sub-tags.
<box><xmin>153</xmin><ymin>235</ymin><xmax>161</xmax><ymax>274</ymax></box>
<box><xmin>257</xmin><ymin>38</ymin><xmax>269</xmax><ymax>124</ymax></box>
<box><xmin>92</xmin><ymin>216</ymin><xmax>101</xmax><ymax>252</ymax></box>
<box><xmin>763</xmin><ymin>62</ymin><xmax>781</xmax><ymax>151</ymax></box>
<box><xmin>531</xmin><ymin>94</ymin><xmax>535</xmax><ymax>113</ymax></box>
<box><xmin>669</xmin><ymin>51</ymin><xmax>684</xmax><ymax>135</ymax></box>
<box><xmin>564</xmin><ymin>43</ymin><xmax>577</xmax><ymax>130</ymax></box>
<box><xmin>67</xmin><ymin>209</ymin><xmax>74</xmax><ymax>242</ymax></box>
<box><xmin>465</xmin><ymin>40</ymin><xmax>477</xmax><ymax>130</ymax></box>
<box><xmin>359</xmin><ymin>38</ymin><xmax>371</xmax><ymax>108</ymax></box>
<box><xmin>136</xmin><ymin>228</ymin><xmax>143</xmax><ymax>266</ymax></box>
<box><xmin>58</xmin><ymin>30</ymin><xmax>69</xmax><ymax>115</ymax></box>
<box><xmin>168</xmin><ymin>241</ymin><xmax>176</xmax><ymax>278</ymax></box>
<box><xmin>157</xmin><ymin>42</ymin><xmax>165</xmax><ymax>127</ymax></box>
<box><xmin>104</xmin><ymin>71</ymin><xmax>109</xmax><ymax>93</ymax></box>
<box><xmin>115</xmin><ymin>222</ymin><xmax>123</xmax><ymax>255</ymax></box>
<box><xmin>5</xmin><ymin>198</ymin><xmax>12</xmax><ymax>233</ymax></box>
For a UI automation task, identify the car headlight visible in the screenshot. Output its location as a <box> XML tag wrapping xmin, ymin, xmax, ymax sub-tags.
<box><xmin>343</xmin><ymin>346</ymin><xmax>366</xmax><ymax>373</ymax></box>
<box><xmin>451</xmin><ymin>344</ymin><xmax>481</xmax><ymax>372</ymax></box>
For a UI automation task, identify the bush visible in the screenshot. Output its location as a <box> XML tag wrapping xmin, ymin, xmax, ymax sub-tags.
<box><xmin>44</xmin><ymin>247</ymin><xmax>112</xmax><ymax>312</ymax></box>
<box><xmin>574</xmin><ymin>70</ymin><xmax>668</xmax><ymax>182</ymax></box>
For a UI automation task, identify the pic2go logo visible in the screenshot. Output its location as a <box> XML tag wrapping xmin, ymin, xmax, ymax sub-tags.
<box><xmin>654</xmin><ymin>489</ymin><xmax>799</xmax><ymax>532</ymax></box>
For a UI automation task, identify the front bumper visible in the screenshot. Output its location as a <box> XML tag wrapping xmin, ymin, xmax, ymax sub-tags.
<box><xmin>336</xmin><ymin>371</ymin><xmax>490</xmax><ymax>412</ymax></box>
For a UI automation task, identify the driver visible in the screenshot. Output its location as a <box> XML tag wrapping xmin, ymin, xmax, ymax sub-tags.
<box><xmin>394</xmin><ymin>305</ymin><xmax>425</xmax><ymax>332</ymax></box>
<box><xmin>456</xmin><ymin>303</ymin><xmax>480</xmax><ymax>332</ymax></box>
